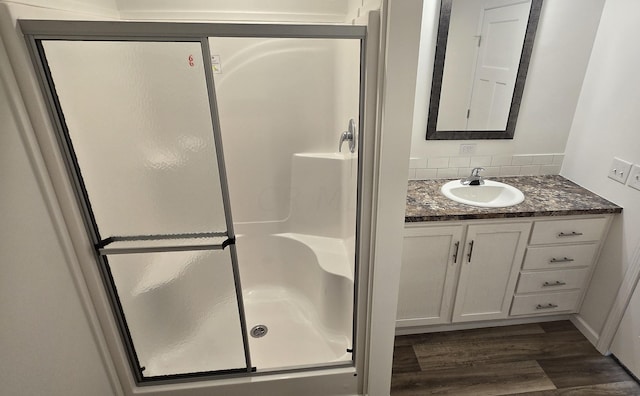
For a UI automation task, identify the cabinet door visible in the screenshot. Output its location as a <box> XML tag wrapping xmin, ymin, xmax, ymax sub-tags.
<box><xmin>397</xmin><ymin>225</ymin><xmax>464</xmax><ymax>327</ymax></box>
<box><xmin>452</xmin><ymin>222</ymin><xmax>531</xmax><ymax>322</ymax></box>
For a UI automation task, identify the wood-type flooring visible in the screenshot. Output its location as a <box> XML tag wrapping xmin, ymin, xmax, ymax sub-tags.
<box><xmin>391</xmin><ymin>321</ymin><xmax>640</xmax><ymax>395</ymax></box>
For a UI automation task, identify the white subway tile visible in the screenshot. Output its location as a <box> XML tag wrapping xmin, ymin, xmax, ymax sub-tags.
<box><xmin>457</xmin><ymin>167</ymin><xmax>473</xmax><ymax>177</ymax></box>
<box><xmin>415</xmin><ymin>168</ymin><xmax>438</xmax><ymax>179</ymax></box>
<box><xmin>483</xmin><ymin>167</ymin><xmax>501</xmax><ymax>177</ymax></box>
<box><xmin>409</xmin><ymin>157</ymin><xmax>427</xmax><ymax>168</ymax></box>
<box><xmin>491</xmin><ymin>155</ymin><xmax>513</xmax><ymax>166</ymax></box>
<box><xmin>520</xmin><ymin>165</ymin><xmax>542</xmax><ymax>176</ymax></box>
<box><xmin>449</xmin><ymin>156</ymin><xmax>471</xmax><ymax>168</ymax></box>
<box><xmin>512</xmin><ymin>155</ymin><xmax>534</xmax><ymax>166</ymax></box>
<box><xmin>427</xmin><ymin>157</ymin><xmax>449</xmax><ymax>169</ymax></box>
<box><xmin>541</xmin><ymin>164</ymin><xmax>562</xmax><ymax>175</ymax></box>
<box><xmin>470</xmin><ymin>156</ymin><xmax>493</xmax><ymax>167</ymax></box>
<box><xmin>437</xmin><ymin>168</ymin><xmax>459</xmax><ymax>178</ymax></box>
<box><xmin>500</xmin><ymin>166</ymin><xmax>521</xmax><ymax>176</ymax></box>
<box><xmin>408</xmin><ymin>168</ymin><xmax>417</xmax><ymax>180</ymax></box>
<box><xmin>553</xmin><ymin>154</ymin><xmax>565</xmax><ymax>165</ymax></box>
<box><xmin>531</xmin><ymin>154</ymin><xmax>555</xmax><ymax>165</ymax></box>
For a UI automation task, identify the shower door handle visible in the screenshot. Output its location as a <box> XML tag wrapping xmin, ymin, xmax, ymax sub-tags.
<box><xmin>338</xmin><ymin>118</ymin><xmax>357</xmax><ymax>153</ymax></box>
<box><xmin>339</xmin><ymin>131</ymin><xmax>353</xmax><ymax>153</ymax></box>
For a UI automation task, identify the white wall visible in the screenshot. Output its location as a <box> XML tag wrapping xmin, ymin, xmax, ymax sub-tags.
<box><xmin>561</xmin><ymin>0</ymin><xmax>640</xmax><ymax>341</ymax></box>
<box><xmin>409</xmin><ymin>0</ymin><xmax>605</xmax><ymax>179</ymax></box>
<box><xmin>115</xmin><ymin>0</ymin><xmax>349</xmax><ymax>22</ymax></box>
<box><xmin>114</xmin><ymin>0</ymin><xmax>383</xmax><ymax>24</ymax></box>
<box><xmin>0</xmin><ymin>31</ymin><xmax>119</xmax><ymax>396</ymax></box>
<box><xmin>1</xmin><ymin>0</ymin><xmax>118</xmax><ymax>17</ymax></box>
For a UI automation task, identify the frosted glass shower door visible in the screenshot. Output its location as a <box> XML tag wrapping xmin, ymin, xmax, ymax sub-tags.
<box><xmin>39</xmin><ymin>40</ymin><xmax>249</xmax><ymax>379</ymax></box>
<box><xmin>42</xmin><ymin>41</ymin><xmax>227</xmax><ymax>237</ymax></box>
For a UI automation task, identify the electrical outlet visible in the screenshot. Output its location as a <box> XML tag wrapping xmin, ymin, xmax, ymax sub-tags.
<box><xmin>608</xmin><ymin>157</ymin><xmax>632</xmax><ymax>184</ymax></box>
<box><xmin>460</xmin><ymin>144</ymin><xmax>477</xmax><ymax>154</ymax></box>
<box><xmin>628</xmin><ymin>164</ymin><xmax>640</xmax><ymax>191</ymax></box>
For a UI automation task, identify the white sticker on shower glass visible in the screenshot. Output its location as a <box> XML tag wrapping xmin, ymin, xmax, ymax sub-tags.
<box><xmin>211</xmin><ymin>55</ymin><xmax>222</xmax><ymax>74</ymax></box>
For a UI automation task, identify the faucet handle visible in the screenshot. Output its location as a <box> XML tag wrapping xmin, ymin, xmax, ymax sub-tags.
<box><xmin>471</xmin><ymin>167</ymin><xmax>485</xmax><ymax>176</ymax></box>
<box><xmin>461</xmin><ymin>167</ymin><xmax>486</xmax><ymax>185</ymax></box>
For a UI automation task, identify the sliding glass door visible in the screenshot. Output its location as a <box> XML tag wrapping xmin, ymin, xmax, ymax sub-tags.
<box><xmin>37</xmin><ymin>38</ymin><xmax>250</xmax><ymax>381</ymax></box>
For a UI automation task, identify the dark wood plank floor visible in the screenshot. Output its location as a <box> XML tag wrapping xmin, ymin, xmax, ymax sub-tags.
<box><xmin>391</xmin><ymin>321</ymin><xmax>640</xmax><ymax>395</ymax></box>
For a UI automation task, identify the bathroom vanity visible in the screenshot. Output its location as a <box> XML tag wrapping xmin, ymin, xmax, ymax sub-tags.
<box><xmin>397</xmin><ymin>175</ymin><xmax>622</xmax><ymax>332</ymax></box>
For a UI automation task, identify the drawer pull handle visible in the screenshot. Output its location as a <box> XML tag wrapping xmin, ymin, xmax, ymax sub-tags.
<box><xmin>452</xmin><ymin>241</ymin><xmax>460</xmax><ymax>264</ymax></box>
<box><xmin>536</xmin><ymin>303</ymin><xmax>559</xmax><ymax>310</ymax></box>
<box><xmin>550</xmin><ymin>257</ymin><xmax>575</xmax><ymax>263</ymax></box>
<box><xmin>543</xmin><ymin>281</ymin><xmax>567</xmax><ymax>287</ymax></box>
<box><xmin>558</xmin><ymin>231</ymin><xmax>584</xmax><ymax>237</ymax></box>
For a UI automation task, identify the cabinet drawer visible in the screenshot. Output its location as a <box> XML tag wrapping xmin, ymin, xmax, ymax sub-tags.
<box><xmin>510</xmin><ymin>290</ymin><xmax>581</xmax><ymax>316</ymax></box>
<box><xmin>516</xmin><ymin>268</ymin><xmax>590</xmax><ymax>294</ymax></box>
<box><xmin>523</xmin><ymin>244</ymin><xmax>599</xmax><ymax>270</ymax></box>
<box><xmin>529</xmin><ymin>217</ymin><xmax>608</xmax><ymax>245</ymax></box>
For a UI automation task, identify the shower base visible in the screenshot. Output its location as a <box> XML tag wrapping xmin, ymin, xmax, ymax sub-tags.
<box><xmin>141</xmin><ymin>285</ymin><xmax>350</xmax><ymax>377</ymax></box>
<box><xmin>244</xmin><ymin>286</ymin><xmax>351</xmax><ymax>370</ymax></box>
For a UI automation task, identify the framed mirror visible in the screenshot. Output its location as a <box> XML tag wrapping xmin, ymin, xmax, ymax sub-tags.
<box><xmin>426</xmin><ymin>0</ymin><xmax>543</xmax><ymax>140</ymax></box>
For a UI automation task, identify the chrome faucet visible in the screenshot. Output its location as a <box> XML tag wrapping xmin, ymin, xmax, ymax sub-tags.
<box><xmin>339</xmin><ymin>118</ymin><xmax>357</xmax><ymax>153</ymax></box>
<box><xmin>461</xmin><ymin>167</ymin><xmax>485</xmax><ymax>185</ymax></box>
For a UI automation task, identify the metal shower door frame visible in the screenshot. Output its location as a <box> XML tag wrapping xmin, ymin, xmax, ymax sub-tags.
<box><xmin>21</xmin><ymin>20</ymin><xmax>369</xmax><ymax>386</ymax></box>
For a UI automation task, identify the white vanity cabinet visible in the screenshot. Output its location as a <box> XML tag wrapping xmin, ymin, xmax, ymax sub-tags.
<box><xmin>397</xmin><ymin>215</ymin><xmax>613</xmax><ymax>330</ymax></box>
<box><xmin>510</xmin><ymin>216</ymin><xmax>611</xmax><ymax>316</ymax></box>
<box><xmin>397</xmin><ymin>221</ymin><xmax>531</xmax><ymax>327</ymax></box>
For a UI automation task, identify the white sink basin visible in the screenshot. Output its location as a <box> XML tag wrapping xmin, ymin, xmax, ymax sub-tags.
<box><xmin>441</xmin><ymin>180</ymin><xmax>525</xmax><ymax>208</ymax></box>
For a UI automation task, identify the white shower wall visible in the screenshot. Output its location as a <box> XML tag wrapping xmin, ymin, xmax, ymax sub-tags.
<box><xmin>211</xmin><ymin>37</ymin><xmax>360</xmax><ymax>224</ymax></box>
<box><xmin>114</xmin><ymin>0</ymin><xmax>377</xmax><ymax>23</ymax></box>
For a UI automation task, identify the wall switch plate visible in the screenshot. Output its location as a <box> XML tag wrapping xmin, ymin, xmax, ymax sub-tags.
<box><xmin>608</xmin><ymin>157</ymin><xmax>632</xmax><ymax>184</ymax></box>
<box><xmin>460</xmin><ymin>144</ymin><xmax>476</xmax><ymax>154</ymax></box>
<box><xmin>628</xmin><ymin>164</ymin><xmax>640</xmax><ymax>191</ymax></box>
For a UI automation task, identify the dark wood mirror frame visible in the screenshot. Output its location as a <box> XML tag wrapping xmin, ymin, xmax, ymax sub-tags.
<box><xmin>426</xmin><ymin>0</ymin><xmax>543</xmax><ymax>140</ymax></box>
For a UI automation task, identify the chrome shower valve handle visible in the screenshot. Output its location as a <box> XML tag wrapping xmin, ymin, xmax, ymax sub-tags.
<box><xmin>339</xmin><ymin>118</ymin><xmax>357</xmax><ymax>153</ymax></box>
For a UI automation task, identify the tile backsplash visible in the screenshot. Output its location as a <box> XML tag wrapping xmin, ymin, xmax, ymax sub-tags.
<box><xmin>409</xmin><ymin>153</ymin><xmax>564</xmax><ymax>180</ymax></box>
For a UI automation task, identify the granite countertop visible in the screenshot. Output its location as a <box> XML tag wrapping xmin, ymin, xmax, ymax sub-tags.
<box><xmin>406</xmin><ymin>175</ymin><xmax>622</xmax><ymax>222</ymax></box>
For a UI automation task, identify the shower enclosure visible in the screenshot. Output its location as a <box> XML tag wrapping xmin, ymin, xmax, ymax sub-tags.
<box><xmin>22</xmin><ymin>21</ymin><xmax>369</xmax><ymax>384</ymax></box>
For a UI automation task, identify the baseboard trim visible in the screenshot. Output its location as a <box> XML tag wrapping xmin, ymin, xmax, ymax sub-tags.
<box><xmin>395</xmin><ymin>314</ymin><xmax>572</xmax><ymax>336</ymax></box>
<box><xmin>570</xmin><ymin>314</ymin><xmax>600</xmax><ymax>348</ymax></box>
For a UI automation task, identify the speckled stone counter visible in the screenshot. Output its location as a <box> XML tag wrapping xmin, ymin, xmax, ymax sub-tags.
<box><xmin>406</xmin><ymin>175</ymin><xmax>622</xmax><ymax>222</ymax></box>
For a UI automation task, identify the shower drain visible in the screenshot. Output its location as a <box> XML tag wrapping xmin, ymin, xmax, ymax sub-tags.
<box><xmin>250</xmin><ymin>324</ymin><xmax>268</xmax><ymax>338</ymax></box>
